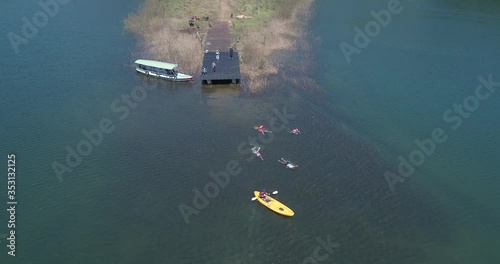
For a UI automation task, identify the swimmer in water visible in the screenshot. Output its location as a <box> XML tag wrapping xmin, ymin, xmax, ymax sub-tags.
<box><xmin>291</xmin><ymin>127</ymin><xmax>301</xmax><ymax>135</ymax></box>
<box><xmin>252</xmin><ymin>146</ymin><xmax>264</xmax><ymax>161</ymax></box>
<box><xmin>278</xmin><ymin>158</ymin><xmax>298</xmax><ymax>170</ymax></box>
<box><xmin>255</xmin><ymin>125</ymin><xmax>272</xmax><ymax>135</ymax></box>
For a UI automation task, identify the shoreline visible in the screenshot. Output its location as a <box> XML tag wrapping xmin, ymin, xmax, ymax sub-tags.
<box><xmin>124</xmin><ymin>0</ymin><xmax>315</xmax><ymax>92</ymax></box>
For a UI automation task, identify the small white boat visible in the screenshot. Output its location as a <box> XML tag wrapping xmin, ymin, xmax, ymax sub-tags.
<box><xmin>135</xmin><ymin>59</ymin><xmax>193</xmax><ymax>82</ymax></box>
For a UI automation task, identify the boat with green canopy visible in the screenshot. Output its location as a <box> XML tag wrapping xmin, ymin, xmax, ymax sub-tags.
<box><xmin>135</xmin><ymin>59</ymin><xmax>193</xmax><ymax>82</ymax></box>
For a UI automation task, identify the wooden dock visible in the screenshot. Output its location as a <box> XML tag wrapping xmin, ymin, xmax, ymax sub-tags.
<box><xmin>201</xmin><ymin>51</ymin><xmax>240</xmax><ymax>84</ymax></box>
<box><xmin>201</xmin><ymin>20</ymin><xmax>240</xmax><ymax>85</ymax></box>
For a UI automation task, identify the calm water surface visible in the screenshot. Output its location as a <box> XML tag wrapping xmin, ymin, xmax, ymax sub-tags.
<box><xmin>0</xmin><ymin>0</ymin><xmax>499</xmax><ymax>263</ymax></box>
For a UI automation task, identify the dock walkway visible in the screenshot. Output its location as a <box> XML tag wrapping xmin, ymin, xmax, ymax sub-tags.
<box><xmin>201</xmin><ymin>20</ymin><xmax>240</xmax><ymax>85</ymax></box>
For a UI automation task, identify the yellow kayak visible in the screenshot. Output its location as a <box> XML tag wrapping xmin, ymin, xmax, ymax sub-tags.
<box><xmin>254</xmin><ymin>191</ymin><xmax>295</xmax><ymax>217</ymax></box>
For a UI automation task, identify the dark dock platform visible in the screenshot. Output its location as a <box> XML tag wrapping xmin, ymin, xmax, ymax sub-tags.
<box><xmin>201</xmin><ymin>20</ymin><xmax>240</xmax><ymax>85</ymax></box>
<box><xmin>201</xmin><ymin>51</ymin><xmax>240</xmax><ymax>84</ymax></box>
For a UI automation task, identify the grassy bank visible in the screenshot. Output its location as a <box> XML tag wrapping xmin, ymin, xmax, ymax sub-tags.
<box><xmin>124</xmin><ymin>0</ymin><xmax>313</xmax><ymax>91</ymax></box>
<box><xmin>124</xmin><ymin>0</ymin><xmax>220</xmax><ymax>74</ymax></box>
<box><xmin>230</xmin><ymin>0</ymin><xmax>314</xmax><ymax>91</ymax></box>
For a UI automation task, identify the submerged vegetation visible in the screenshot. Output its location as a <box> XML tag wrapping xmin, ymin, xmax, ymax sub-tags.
<box><xmin>124</xmin><ymin>0</ymin><xmax>313</xmax><ymax>91</ymax></box>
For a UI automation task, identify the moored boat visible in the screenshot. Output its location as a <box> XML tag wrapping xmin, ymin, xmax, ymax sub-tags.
<box><xmin>135</xmin><ymin>59</ymin><xmax>193</xmax><ymax>81</ymax></box>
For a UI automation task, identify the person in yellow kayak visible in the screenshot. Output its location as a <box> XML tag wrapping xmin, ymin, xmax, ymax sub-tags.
<box><xmin>259</xmin><ymin>190</ymin><xmax>269</xmax><ymax>199</ymax></box>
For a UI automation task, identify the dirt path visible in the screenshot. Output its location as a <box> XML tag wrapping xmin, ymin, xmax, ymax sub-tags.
<box><xmin>220</xmin><ymin>0</ymin><xmax>232</xmax><ymax>21</ymax></box>
<box><xmin>204</xmin><ymin>0</ymin><xmax>234</xmax><ymax>51</ymax></box>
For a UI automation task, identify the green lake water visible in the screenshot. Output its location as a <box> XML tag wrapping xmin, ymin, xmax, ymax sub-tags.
<box><xmin>1</xmin><ymin>0</ymin><xmax>499</xmax><ymax>263</ymax></box>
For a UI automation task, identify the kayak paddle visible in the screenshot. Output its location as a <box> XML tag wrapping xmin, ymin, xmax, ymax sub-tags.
<box><xmin>251</xmin><ymin>191</ymin><xmax>278</xmax><ymax>201</ymax></box>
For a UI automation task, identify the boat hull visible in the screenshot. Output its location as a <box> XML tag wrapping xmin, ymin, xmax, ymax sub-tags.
<box><xmin>135</xmin><ymin>68</ymin><xmax>192</xmax><ymax>82</ymax></box>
